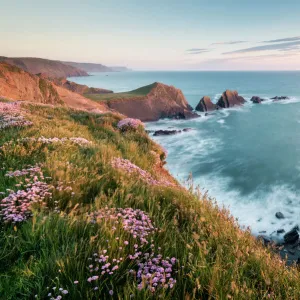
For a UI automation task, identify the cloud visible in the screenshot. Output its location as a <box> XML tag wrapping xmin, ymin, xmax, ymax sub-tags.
<box><xmin>223</xmin><ymin>40</ymin><xmax>300</xmax><ymax>55</ymax></box>
<box><xmin>185</xmin><ymin>48</ymin><xmax>212</xmax><ymax>54</ymax></box>
<box><xmin>211</xmin><ymin>41</ymin><xmax>247</xmax><ymax>45</ymax></box>
<box><xmin>263</xmin><ymin>36</ymin><xmax>300</xmax><ymax>43</ymax></box>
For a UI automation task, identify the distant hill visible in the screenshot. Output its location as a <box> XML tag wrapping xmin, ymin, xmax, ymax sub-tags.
<box><xmin>62</xmin><ymin>61</ymin><xmax>131</xmax><ymax>73</ymax></box>
<box><xmin>0</xmin><ymin>56</ymin><xmax>88</xmax><ymax>78</ymax></box>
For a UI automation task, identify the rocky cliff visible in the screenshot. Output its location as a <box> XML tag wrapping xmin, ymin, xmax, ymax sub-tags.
<box><xmin>216</xmin><ymin>90</ymin><xmax>245</xmax><ymax>108</ymax></box>
<box><xmin>0</xmin><ymin>62</ymin><xmax>108</xmax><ymax>112</ymax></box>
<box><xmin>0</xmin><ymin>56</ymin><xmax>88</xmax><ymax>78</ymax></box>
<box><xmin>195</xmin><ymin>96</ymin><xmax>216</xmax><ymax>112</ymax></box>
<box><xmin>105</xmin><ymin>82</ymin><xmax>198</xmax><ymax>121</ymax></box>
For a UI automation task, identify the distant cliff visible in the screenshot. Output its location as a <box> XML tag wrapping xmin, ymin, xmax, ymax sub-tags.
<box><xmin>62</xmin><ymin>61</ymin><xmax>130</xmax><ymax>73</ymax></box>
<box><xmin>62</xmin><ymin>61</ymin><xmax>113</xmax><ymax>72</ymax></box>
<box><xmin>0</xmin><ymin>56</ymin><xmax>88</xmax><ymax>78</ymax></box>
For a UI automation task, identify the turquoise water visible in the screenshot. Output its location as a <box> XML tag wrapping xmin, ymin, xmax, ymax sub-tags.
<box><xmin>70</xmin><ymin>71</ymin><xmax>300</xmax><ymax>236</ymax></box>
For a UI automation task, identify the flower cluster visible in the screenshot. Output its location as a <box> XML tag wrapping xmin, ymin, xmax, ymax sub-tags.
<box><xmin>86</xmin><ymin>250</ymin><xmax>120</xmax><ymax>294</ymax></box>
<box><xmin>1</xmin><ymin>137</ymin><xmax>92</xmax><ymax>150</ymax></box>
<box><xmin>111</xmin><ymin>157</ymin><xmax>175</xmax><ymax>187</ymax></box>
<box><xmin>0</xmin><ymin>180</ymin><xmax>52</xmax><ymax>223</ymax></box>
<box><xmin>5</xmin><ymin>165</ymin><xmax>42</xmax><ymax>178</ymax></box>
<box><xmin>117</xmin><ymin>118</ymin><xmax>144</xmax><ymax>131</ymax></box>
<box><xmin>20</xmin><ymin>136</ymin><xmax>92</xmax><ymax>146</ymax></box>
<box><xmin>136</xmin><ymin>254</ymin><xmax>177</xmax><ymax>292</ymax></box>
<box><xmin>90</xmin><ymin>207</ymin><xmax>156</xmax><ymax>245</ymax></box>
<box><xmin>46</xmin><ymin>286</ymin><xmax>69</xmax><ymax>300</ymax></box>
<box><xmin>0</xmin><ymin>102</ymin><xmax>33</xmax><ymax>129</ymax></box>
<box><xmin>89</xmin><ymin>207</ymin><xmax>178</xmax><ymax>293</ymax></box>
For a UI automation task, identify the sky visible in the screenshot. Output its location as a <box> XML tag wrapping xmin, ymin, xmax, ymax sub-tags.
<box><xmin>1</xmin><ymin>0</ymin><xmax>300</xmax><ymax>70</ymax></box>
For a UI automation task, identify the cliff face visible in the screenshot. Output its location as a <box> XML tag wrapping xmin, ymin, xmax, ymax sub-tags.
<box><xmin>106</xmin><ymin>82</ymin><xmax>198</xmax><ymax>122</ymax></box>
<box><xmin>51</xmin><ymin>78</ymin><xmax>113</xmax><ymax>95</ymax></box>
<box><xmin>216</xmin><ymin>90</ymin><xmax>245</xmax><ymax>108</ymax></box>
<box><xmin>0</xmin><ymin>62</ymin><xmax>109</xmax><ymax>112</ymax></box>
<box><xmin>0</xmin><ymin>63</ymin><xmax>61</xmax><ymax>104</ymax></box>
<box><xmin>0</xmin><ymin>56</ymin><xmax>88</xmax><ymax>78</ymax></box>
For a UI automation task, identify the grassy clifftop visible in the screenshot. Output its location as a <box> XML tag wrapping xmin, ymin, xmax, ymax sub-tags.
<box><xmin>1</xmin><ymin>102</ymin><xmax>300</xmax><ymax>299</ymax></box>
<box><xmin>84</xmin><ymin>83</ymin><xmax>157</xmax><ymax>102</ymax></box>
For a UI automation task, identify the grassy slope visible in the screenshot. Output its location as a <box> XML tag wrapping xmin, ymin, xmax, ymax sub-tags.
<box><xmin>1</xmin><ymin>103</ymin><xmax>300</xmax><ymax>300</ymax></box>
<box><xmin>84</xmin><ymin>83</ymin><xmax>156</xmax><ymax>102</ymax></box>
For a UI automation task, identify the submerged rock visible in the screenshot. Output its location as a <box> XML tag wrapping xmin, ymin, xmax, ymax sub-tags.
<box><xmin>251</xmin><ymin>96</ymin><xmax>264</xmax><ymax>104</ymax></box>
<box><xmin>271</xmin><ymin>96</ymin><xmax>289</xmax><ymax>101</ymax></box>
<box><xmin>195</xmin><ymin>96</ymin><xmax>216</xmax><ymax>112</ymax></box>
<box><xmin>284</xmin><ymin>226</ymin><xmax>299</xmax><ymax>244</ymax></box>
<box><xmin>275</xmin><ymin>212</ymin><xmax>285</xmax><ymax>219</ymax></box>
<box><xmin>153</xmin><ymin>130</ymin><xmax>181</xmax><ymax>136</ymax></box>
<box><xmin>216</xmin><ymin>90</ymin><xmax>245</xmax><ymax>108</ymax></box>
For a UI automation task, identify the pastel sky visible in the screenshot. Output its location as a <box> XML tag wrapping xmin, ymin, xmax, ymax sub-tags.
<box><xmin>1</xmin><ymin>0</ymin><xmax>300</xmax><ymax>70</ymax></box>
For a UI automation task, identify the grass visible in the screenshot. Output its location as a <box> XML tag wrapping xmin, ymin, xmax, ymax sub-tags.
<box><xmin>84</xmin><ymin>83</ymin><xmax>157</xmax><ymax>102</ymax></box>
<box><xmin>1</xmin><ymin>103</ymin><xmax>300</xmax><ymax>299</ymax></box>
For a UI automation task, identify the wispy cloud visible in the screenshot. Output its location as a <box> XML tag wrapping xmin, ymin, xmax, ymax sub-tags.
<box><xmin>262</xmin><ymin>36</ymin><xmax>300</xmax><ymax>43</ymax></box>
<box><xmin>223</xmin><ymin>40</ymin><xmax>300</xmax><ymax>55</ymax></box>
<box><xmin>186</xmin><ymin>48</ymin><xmax>212</xmax><ymax>55</ymax></box>
<box><xmin>211</xmin><ymin>41</ymin><xmax>247</xmax><ymax>45</ymax></box>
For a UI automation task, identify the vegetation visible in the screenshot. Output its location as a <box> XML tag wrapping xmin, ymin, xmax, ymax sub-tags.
<box><xmin>1</xmin><ymin>102</ymin><xmax>300</xmax><ymax>299</ymax></box>
<box><xmin>84</xmin><ymin>83</ymin><xmax>156</xmax><ymax>102</ymax></box>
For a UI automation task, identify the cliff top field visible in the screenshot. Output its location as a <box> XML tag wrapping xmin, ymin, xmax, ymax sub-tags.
<box><xmin>1</xmin><ymin>100</ymin><xmax>300</xmax><ymax>300</ymax></box>
<box><xmin>84</xmin><ymin>83</ymin><xmax>157</xmax><ymax>101</ymax></box>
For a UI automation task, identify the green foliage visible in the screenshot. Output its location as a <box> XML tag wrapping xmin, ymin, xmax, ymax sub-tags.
<box><xmin>1</xmin><ymin>104</ymin><xmax>300</xmax><ymax>299</ymax></box>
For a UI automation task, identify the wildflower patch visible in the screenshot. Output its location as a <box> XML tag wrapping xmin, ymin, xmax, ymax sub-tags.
<box><xmin>111</xmin><ymin>157</ymin><xmax>175</xmax><ymax>187</ymax></box>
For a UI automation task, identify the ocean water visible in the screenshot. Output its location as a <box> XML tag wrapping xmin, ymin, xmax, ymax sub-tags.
<box><xmin>70</xmin><ymin>71</ymin><xmax>300</xmax><ymax>237</ymax></box>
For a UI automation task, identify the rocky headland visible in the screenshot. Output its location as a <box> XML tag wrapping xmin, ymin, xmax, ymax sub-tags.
<box><xmin>100</xmin><ymin>82</ymin><xmax>199</xmax><ymax>122</ymax></box>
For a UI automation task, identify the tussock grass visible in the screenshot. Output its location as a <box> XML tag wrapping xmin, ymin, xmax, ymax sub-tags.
<box><xmin>1</xmin><ymin>103</ymin><xmax>300</xmax><ymax>299</ymax></box>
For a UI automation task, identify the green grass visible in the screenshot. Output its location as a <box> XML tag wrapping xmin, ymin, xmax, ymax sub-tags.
<box><xmin>1</xmin><ymin>103</ymin><xmax>300</xmax><ymax>299</ymax></box>
<box><xmin>84</xmin><ymin>83</ymin><xmax>157</xmax><ymax>102</ymax></box>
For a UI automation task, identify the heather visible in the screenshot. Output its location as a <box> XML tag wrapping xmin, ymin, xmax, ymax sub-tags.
<box><xmin>1</xmin><ymin>102</ymin><xmax>300</xmax><ymax>299</ymax></box>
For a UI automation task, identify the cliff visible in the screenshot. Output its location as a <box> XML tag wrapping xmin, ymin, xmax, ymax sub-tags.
<box><xmin>0</xmin><ymin>63</ymin><xmax>61</xmax><ymax>104</ymax></box>
<box><xmin>0</xmin><ymin>56</ymin><xmax>88</xmax><ymax>78</ymax></box>
<box><xmin>0</xmin><ymin>62</ymin><xmax>108</xmax><ymax>112</ymax></box>
<box><xmin>86</xmin><ymin>82</ymin><xmax>198</xmax><ymax>121</ymax></box>
<box><xmin>51</xmin><ymin>78</ymin><xmax>113</xmax><ymax>95</ymax></box>
<box><xmin>1</xmin><ymin>101</ymin><xmax>299</xmax><ymax>299</ymax></box>
<box><xmin>62</xmin><ymin>61</ymin><xmax>130</xmax><ymax>72</ymax></box>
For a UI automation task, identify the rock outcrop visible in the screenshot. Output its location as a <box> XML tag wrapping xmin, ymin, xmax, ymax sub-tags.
<box><xmin>106</xmin><ymin>82</ymin><xmax>198</xmax><ymax>122</ymax></box>
<box><xmin>0</xmin><ymin>62</ymin><xmax>109</xmax><ymax>113</ymax></box>
<box><xmin>216</xmin><ymin>90</ymin><xmax>245</xmax><ymax>108</ymax></box>
<box><xmin>251</xmin><ymin>96</ymin><xmax>264</xmax><ymax>104</ymax></box>
<box><xmin>0</xmin><ymin>56</ymin><xmax>88</xmax><ymax>78</ymax></box>
<box><xmin>195</xmin><ymin>96</ymin><xmax>216</xmax><ymax>112</ymax></box>
<box><xmin>51</xmin><ymin>78</ymin><xmax>113</xmax><ymax>95</ymax></box>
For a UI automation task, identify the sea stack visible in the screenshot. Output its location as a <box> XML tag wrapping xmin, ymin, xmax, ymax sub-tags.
<box><xmin>195</xmin><ymin>96</ymin><xmax>216</xmax><ymax>112</ymax></box>
<box><xmin>216</xmin><ymin>90</ymin><xmax>245</xmax><ymax>108</ymax></box>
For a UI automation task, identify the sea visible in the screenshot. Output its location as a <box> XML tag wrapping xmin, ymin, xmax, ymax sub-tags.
<box><xmin>69</xmin><ymin>71</ymin><xmax>300</xmax><ymax>239</ymax></box>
